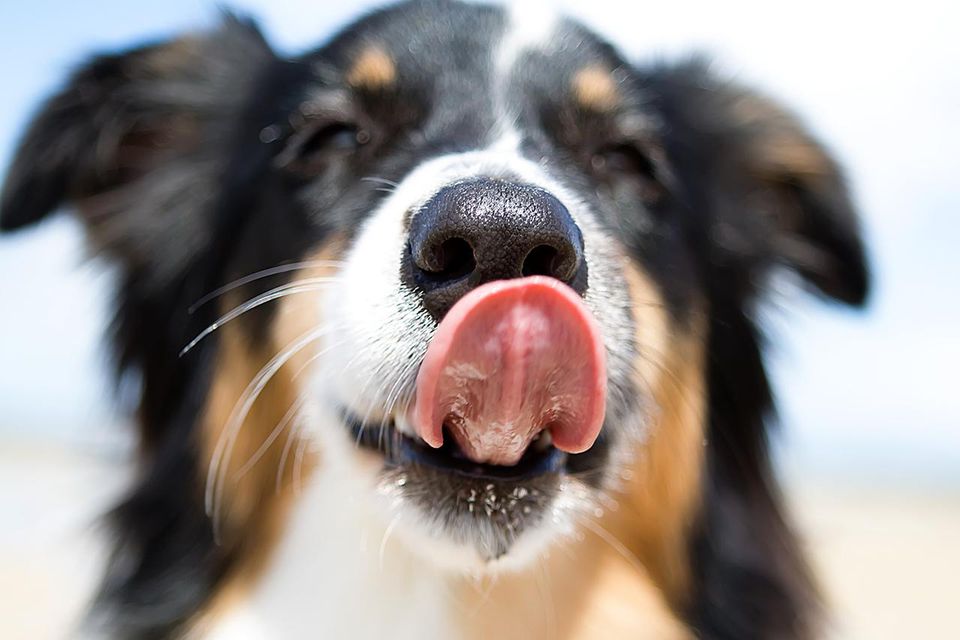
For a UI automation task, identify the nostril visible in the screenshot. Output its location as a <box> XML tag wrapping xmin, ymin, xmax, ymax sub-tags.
<box><xmin>522</xmin><ymin>244</ymin><xmax>561</xmax><ymax>278</ymax></box>
<box><xmin>522</xmin><ymin>242</ymin><xmax>580</xmax><ymax>283</ymax></box>
<box><xmin>435</xmin><ymin>237</ymin><xmax>476</xmax><ymax>280</ymax></box>
<box><xmin>418</xmin><ymin>237</ymin><xmax>476</xmax><ymax>282</ymax></box>
<box><xmin>405</xmin><ymin>179</ymin><xmax>589</xmax><ymax>320</ymax></box>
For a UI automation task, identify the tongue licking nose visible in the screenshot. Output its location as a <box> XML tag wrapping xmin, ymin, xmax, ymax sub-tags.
<box><xmin>413</xmin><ymin>276</ymin><xmax>607</xmax><ymax>466</ymax></box>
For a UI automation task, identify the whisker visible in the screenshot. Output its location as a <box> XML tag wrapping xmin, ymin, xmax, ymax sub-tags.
<box><xmin>463</xmin><ymin>573</ymin><xmax>497</xmax><ymax>619</ymax></box>
<box><xmin>350</xmin><ymin>358</ymin><xmax>398</xmax><ymax>450</ymax></box>
<box><xmin>233</xmin><ymin>394</ymin><xmax>306</xmax><ymax>480</ymax></box>
<box><xmin>215</xmin><ymin>328</ymin><xmax>349</xmax><ymax>516</ymax></box>
<box><xmin>349</xmin><ymin>343</ymin><xmax>420</xmax><ymax>458</ymax></box>
<box><xmin>189</xmin><ymin>260</ymin><xmax>346</xmax><ymax>313</ymax></box>
<box><xmin>379</xmin><ymin>514</ymin><xmax>402</xmax><ymax>571</ymax></box>
<box><xmin>180</xmin><ymin>278</ymin><xmax>337</xmax><ymax>356</ymax></box>
<box><xmin>361</xmin><ymin>176</ymin><xmax>400</xmax><ymax>188</ymax></box>
<box><xmin>293</xmin><ymin>434</ymin><xmax>310</xmax><ymax>496</ymax></box>
<box><xmin>378</xmin><ymin>360</ymin><xmax>417</xmax><ymax>451</ymax></box>
<box><xmin>238</xmin><ymin>329</ymin><xmax>351</xmax><ymax>488</ymax></box>
<box><xmin>536</xmin><ymin>558</ymin><xmax>558</xmax><ymax>638</ymax></box>
<box><xmin>205</xmin><ymin>326</ymin><xmax>329</xmax><ymax>542</ymax></box>
<box><xmin>267</xmin><ymin>333</ymin><xmax>351</xmax><ymax>495</ymax></box>
<box><xmin>634</xmin><ymin>342</ymin><xmax>698</xmax><ymax>416</ymax></box>
<box><xmin>276</xmin><ymin>422</ymin><xmax>300</xmax><ymax>494</ymax></box>
<box><xmin>579</xmin><ymin>517</ymin><xmax>647</xmax><ymax>578</ymax></box>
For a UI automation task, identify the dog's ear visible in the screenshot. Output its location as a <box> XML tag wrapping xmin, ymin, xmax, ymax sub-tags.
<box><xmin>645</xmin><ymin>60</ymin><xmax>870</xmax><ymax>307</ymax></box>
<box><xmin>0</xmin><ymin>15</ymin><xmax>275</xmax><ymax>268</ymax></box>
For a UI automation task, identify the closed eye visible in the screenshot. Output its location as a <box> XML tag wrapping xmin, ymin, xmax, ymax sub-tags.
<box><xmin>590</xmin><ymin>142</ymin><xmax>667</xmax><ymax>205</ymax></box>
<box><xmin>279</xmin><ymin>121</ymin><xmax>371</xmax><ymax>175</ymax></box>
<box><xmin>591</xmin><ymin>143</ymin><xmax>656</xmax><ymax>180</ymax></box>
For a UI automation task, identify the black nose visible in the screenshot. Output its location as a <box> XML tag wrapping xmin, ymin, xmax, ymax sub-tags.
<box><xmin>405</xmin><ymin>178</ymin><xmax>587</xmax><ymax>319</ymax></box>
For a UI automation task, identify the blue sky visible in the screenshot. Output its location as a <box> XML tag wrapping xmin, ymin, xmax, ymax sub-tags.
<box><xmin>0</xmin><ymin>0</ymin><xmax>957</xmax><ymax>486</ymax></box>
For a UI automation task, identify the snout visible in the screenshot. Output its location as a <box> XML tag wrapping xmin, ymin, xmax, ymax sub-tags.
<box><xmin>404</xmin><ymin>178</ymin><xmax>588</xmax><ymax>319</ymax></box>
<box><xmin>327</xmin><ymin>165</ymin><xmax>629</xmax><ymax>561</ymax></box>
<box><xmin>397</xmin><ymin>178</ymin><xmax>606</xmax><ymax>468</ymax></box>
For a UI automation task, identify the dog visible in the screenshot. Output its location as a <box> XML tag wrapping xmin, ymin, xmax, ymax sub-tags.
<box><xmin>0</xmin><ymin>1</ymin><xmax>870</xmax><ymax>638</ymax></box>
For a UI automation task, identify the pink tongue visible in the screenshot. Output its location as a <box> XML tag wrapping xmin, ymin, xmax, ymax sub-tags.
<box><xmin>413</xmin><ymin>276</ymin><xmax>606</xmax><ymax>466</ymax></box>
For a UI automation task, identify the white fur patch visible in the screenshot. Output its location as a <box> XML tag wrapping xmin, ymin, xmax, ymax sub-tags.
<box><xmin>205</xmin><ymin>404</ymin><xmax>598</xmax><ymax>639</ymax></box>
<box><xmin>206</xmin><ymin>406</ymin><xmax>456</xmax><ymax>640</ymax></box>
<box><xmin>490</xmin><ymin>1</ymin><xmax>559</xmax><ymax>140</ymax></box>
<box><xmin>496</xmin><ymin>1</ymin><xmax>559</xmax><ymax>75</ymax></box>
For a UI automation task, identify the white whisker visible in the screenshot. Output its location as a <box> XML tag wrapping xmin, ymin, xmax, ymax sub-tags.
<box><xmin>255</xmin><ymin>334</ymin><xmax>348</xmax><ymax>492</ymax></box>
<box><xmin>361</xmin><ymin>176</ymin><xmax>400</xmax><ymax>188</ymax></box>
<box><xmin>378</xmin><ymin>362</ymin><xmax>413</xmax><ymax>443</ymax></box>
<box><xmin>180</xmin><ymin>278</ymin><xmax>336</xmax><ymax>356</ymax></box>
<box><xmin>293</xmin><ymin>434</ymin><xmax>310</xmax><ymax>496</ymax></box>
<box><xmin>536</xmin><ymin>558</ymin><xmax>557</xmax><ymax>638</ymax></box>
<box><xmin>350</xmin><ymin>357</ymin><xmax>397</xmax><ymax>449</ymax></box>
<box><xmin>379</xmin><ymin>513</ymin><xmax>402</xmax><ymax>571</ymax></box>
<box><xmin>205</xmin><ymin>326</ymin><xmax>329</xmax><ymax>542</ymax></box>
<box><xmin>233</xmin><ymin>394</ymin><xmax>306</xmax><ymax>480</ymax></box>
<box><xmin>188</xmin><ymin>260</ymin><xmax>346</xmax><ymax>313</ymax></box>
<box><xmin>276</xmin><ymin>423</ymin><xmax>300</xmax><ymax>494</ymax></box>
<box><xmin>463</xmin><ymin>574</ymin><xmax>497</xmax><ymax>618</ymax></box>
<box><xmin>579</xmin><ymin>517</ymin><xmax>647</xmax><ymax>578</ymax></box>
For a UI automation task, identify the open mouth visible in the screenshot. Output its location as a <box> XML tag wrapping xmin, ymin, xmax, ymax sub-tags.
<box><xmin>411</xmin><ymin>276</ymin><xmax>607</xmax><ymax>463</ymax></box>
<box><xmin>346</xmin><ymin>413</ymin><xmax>567</xmax><ymax>480</ymax></box>
<box><xmin>339</xmin><ymin>276</ymin><xmax>608</xmax><ymax>481</ymax></box>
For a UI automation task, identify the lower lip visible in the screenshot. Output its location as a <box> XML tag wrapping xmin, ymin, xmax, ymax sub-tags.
<box><xmin>395</xmin><ymin>433</ymin><xmax>567</xmax><ymax>480</ymax></box>
<box><xmin>343</xmin><ymin>410</ymin><xmax>567</xmax><ymax>481</ymax></box>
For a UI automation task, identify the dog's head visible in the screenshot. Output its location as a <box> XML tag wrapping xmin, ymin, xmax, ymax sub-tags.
<box><xmin>0</xmin><ymin>1</ymin><xmax>868</xmax><ymax>636</ymax></box>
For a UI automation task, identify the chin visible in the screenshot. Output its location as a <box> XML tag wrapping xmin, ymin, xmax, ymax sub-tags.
<box><xmin>0</xmin><ymin>2</ymin><xmax>869</xmax><ymax>639</ymax></box>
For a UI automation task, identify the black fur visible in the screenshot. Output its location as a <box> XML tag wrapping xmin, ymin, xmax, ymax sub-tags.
<box><xmin>0</xmin><ymin>15</ymin><xmax>324</xmax><ymax>637</ymax></box>
<box><xmin>0</xmin><ymin>3</ymin><xmax>868</xmax><ymax>638</ymax></box>
<box><xmin>641</xmin><ymin>60</ymin><xmax>867</xmax><ymax>638</ymax></box>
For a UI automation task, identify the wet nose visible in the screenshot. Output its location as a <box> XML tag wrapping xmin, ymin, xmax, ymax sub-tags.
<box><xmin>405</xmin><ymin>178</ymin><xmax>587</xmax><ymax>319</ymax></box>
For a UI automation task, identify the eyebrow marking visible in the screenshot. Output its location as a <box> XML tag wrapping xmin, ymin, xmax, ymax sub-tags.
<box><xmin>572</xmin><ymin>65</ymin><xmax>620</xmax><ymax>112</ymax></box>
<box><xmin>346</xmin><ymin>46</ymin><xmax>396</xmax><ymax>89</ymax></box>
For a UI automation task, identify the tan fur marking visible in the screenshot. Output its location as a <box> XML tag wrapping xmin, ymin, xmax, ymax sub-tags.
<box><xmin>196</xmin><ymin>239</ymin><xmax>344</xmax><ymax>622</ymax></box>
<box><xmin>730</xmin><ymin>93</ymin><xmax>832</xmax><ymax>177</ymax></box>
<box><xmin>457</xmin><ymin>536</ymin><xmax>691</xmax><ymax>640</ymax></box>
<box><xmin>609</xmin><ymin>262</ymin><xmax>707</xmax><ymax>605</ymax></box>
<box><xmin>140</xmin><ymin>36</ymin><xmax>203</xmax><ymax>75</ymax></box>
<box><xmin>572</xmin><ymin>65</ymin><xmax>620</xmax><ymax>112</ymax></box>
<box><xmin>347</xmin><ymin>46</ymin><xmax>396</xmax><ymax>89</ymax></box>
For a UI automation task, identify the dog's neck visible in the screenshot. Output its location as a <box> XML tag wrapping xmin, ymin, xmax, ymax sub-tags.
<box><xmin>200</xmin><ymin>461</ymin><xmax>456</xmax><ymax>640</ymax></box>
<box><xmin>198</xmin><ymin>459</ymin><xmax>691</xmax><ymax>640</ymax></box>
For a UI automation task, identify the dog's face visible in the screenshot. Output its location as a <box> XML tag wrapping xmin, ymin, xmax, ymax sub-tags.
<box><xmin>311</xmin><ymin>4</ymin><xmax>678</xmax><ymax>566</ymax></box>
<box><xmin>0</xmin><ymin>0</ymin><xmax>869</xmax><ymax>634</ymax></box>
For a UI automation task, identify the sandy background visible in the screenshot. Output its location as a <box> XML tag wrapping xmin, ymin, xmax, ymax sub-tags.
<box><xmin>2</xmin><ymin>440</ymin><xmax>957</xmax><ymax>639</ymax></box>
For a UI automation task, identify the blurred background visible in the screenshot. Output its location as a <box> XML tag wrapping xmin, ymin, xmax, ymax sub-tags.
<box><xmin>0</xmin><ymin>1</ymin><xmax>957</xmax><ymax>638</ymax></box>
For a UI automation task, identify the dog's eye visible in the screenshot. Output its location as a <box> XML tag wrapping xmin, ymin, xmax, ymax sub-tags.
<box><xmin>590</xmin><ymin>143</ymin><xmax>666</xmax><ymax>204</ymax></box>
<box><xmin>301</xmin><ymin>123</ymin><xmax>368</xmax><ymax>155</ymax></box>
<box><xmin>279</xmin><ymin>121</ymin><xmax>370</xmax><ymax>174</ymax></box>
<box><xmin>591</xmin><ymin>143</ymin><xmax>655</xmax><ymax>179</ymax></box>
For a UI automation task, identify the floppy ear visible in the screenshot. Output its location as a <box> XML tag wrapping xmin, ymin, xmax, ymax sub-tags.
<box><xmin>644</xmin><ymin>60</ymin><xmax>870</xmax><ymax>307</ymax></box>
<box><xmin>0</xmin><ymin>15</ymin><xmax>275</xmax><ymax>272</ymax></box>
